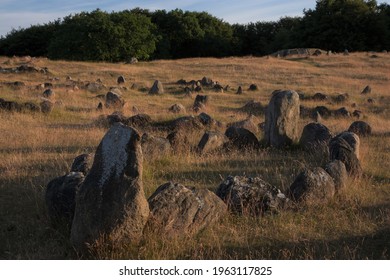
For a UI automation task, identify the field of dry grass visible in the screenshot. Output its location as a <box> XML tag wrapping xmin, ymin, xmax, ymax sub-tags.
<box><xmin>0</xmin><ymin>52</ymin><xmax>389</xmax><ymax>259</ymax></box>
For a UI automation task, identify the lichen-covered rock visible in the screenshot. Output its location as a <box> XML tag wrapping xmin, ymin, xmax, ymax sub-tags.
<box><xmin>169</xmin><ymin>103</ymin><xmax>186</xmax><ymax>114</ymax></box>
<box><xmin>193</xmin><ymin>95</ymin><xmax>209</xmax><ymax>112</ymax></box>
<box><xmin>216</xmin><ymin>175</ymin><xmax>289</xmax><ymax>215</ymax></box>
<box><xmin>265</xmin><ymin>90</ymin><xmax>300</xmax><ymax>147</ymax></box>
<box><xmin>288</xmin><ymin>167</ymin><xmax>336</xmax><ymax>203</ymax></box>
<box><xmin>197</xmin><ymin>131</ymin><xmax>229</xmax><ymax>154</ymax></box>
<box><xmin>147</xmin><ymin>182</ymin><xmax>227</xmax><ymax>235</ymax></box>
<box><xmin>325</xmin><ymin>160</ymin><xmax>348</xmax><ymax>191</ymax></box>
<box><xmin>71</xmin><ymin>123</ymin><xmax>149</xmax><ymax>251</ymax></box>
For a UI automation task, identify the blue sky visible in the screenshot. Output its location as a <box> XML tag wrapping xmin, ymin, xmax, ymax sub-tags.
<box><xmin>1</xmin><ymin>0</ymin><xmax>389</xmax><ymax>37</ymax></box>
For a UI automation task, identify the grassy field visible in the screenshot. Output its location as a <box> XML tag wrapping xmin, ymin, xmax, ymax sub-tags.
<box><xmin>0</xmin><ymin>53</ymin><xmax>389</xmax><ymax>259</ymax></box>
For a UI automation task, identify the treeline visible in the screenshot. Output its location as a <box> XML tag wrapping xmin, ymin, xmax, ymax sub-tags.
<box><xmin>1</xmin><ymin>0</ymin><xmax>389</xmax><ymax>61</ymax></box>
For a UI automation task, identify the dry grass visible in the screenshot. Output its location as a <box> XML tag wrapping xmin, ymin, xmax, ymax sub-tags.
<box><xmin>0</xmin><ymin>52</ymin><xmax>389</xmax><ymax>259</ymax></box>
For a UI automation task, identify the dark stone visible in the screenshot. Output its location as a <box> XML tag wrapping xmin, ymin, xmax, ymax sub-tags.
<box><xmin>236</xmin><ymin>86</ymin><xmax>243</xmax><ymax>95</ymax></box>
<box><xmin>299</xmin><ymin>122</ymin><xmax>332</xmax><ymax>150</ymax></box>
<box><xmin>288</xmin><ymin>167</ymin><xmax>335</xmax><ymax>203</ymax></box>
<box><xmin>361</xmin><ymin>85</ymin><xmax>371</xmax><ymax>94</ymax></box>
<box><xmin>149</xmin><ymin>80</ymin><xmax>164</xmax><ymax>94</ymax></box>
<box><xmin>126</xmin><ymin>114</ymin><xmax>152</xmax><ymax>129</ymax></box>
<box><xmin>71</xmin><ymin>154</ymin><xmax>93</xmax><ymax>175</ymax></box>
<box><xmin>225</xmin><ymin>126</ymin><xmax>259</xmax><ymax>150</ymax></box>
<box><xmin>334</xmin><ymin>107</ymin><xmax>350</xmax><ymax>118</ymax></box>
<box><xmin>248</xmin><ymin>84</ymin><xmax>258</xmax><ymax>91</ymax></box>
<box><xmin>216</xmin><ymin>175</ymin><xmax>289</xmax><ymax>215</ymax></box>
<box><xmin>105</xmin><ymin>91</ymin><xmax>124</xmax><ymax>109</ymax></box>
<box><xmin>348</xmin><ymin>121</ymin><xmax>372</xmax><ymax>137</ymax></box>
<box><xmin>312</xmin><ymin>106</ymin><xmax>332</xmax><ymax>119</ymax></box>
<box><xmin>46</xmin><ymin>172</ymin><xmax>85</xmax><ymax>227</ymax></box>
<box><xmin>329</xmin><ymin>135</ymin><xmax>362</xmax><ymax>177</ymax></box>
<box><xmin>117</xmin><ymin>75</ymin><xmax>126</xmax><ymax>84</ymax></box>
<box><xmin>312</xmin><ymin>92</ymin><xmax>328</xmax><ymax>101</ymax></box>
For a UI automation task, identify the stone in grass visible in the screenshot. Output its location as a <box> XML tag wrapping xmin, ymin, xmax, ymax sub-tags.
<box><xmin>216</xmin><ymin>175</ymin><xmax>289</xmax><ymax>215</ymax></box>
<box><xmin>288</xmin><ymin>167</ymin><xmax>335</xmax><ymax>204</ymax></box>
<box><xmin>71</xmin><ymin>123</ymin><xmax>149</xmax><ymax>252</ymax></box>
<box><xmin>147</xmin><ymin>182</ymin><xmax>227</xmax><ymax>235</ymax></box>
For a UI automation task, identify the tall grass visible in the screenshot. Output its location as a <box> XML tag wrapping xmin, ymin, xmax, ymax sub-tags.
<box><xmin>0</xmin><ymin>53</ymin><xmax>389</xmax><ymax>259</ymax></box>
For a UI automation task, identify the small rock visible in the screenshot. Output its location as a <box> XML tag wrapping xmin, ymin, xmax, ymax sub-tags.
<box><xmin>197</xmin><ymin>131</ymin><xmax>229</xmax><ymax>154</ymax></box>
<box><xmin>348</xmin><ymin>121</ymin><xmax>372</xmax><ymax>137</ymax></box>
<box><xmin>361</xmin><ymin>85</ymin><xmax>371</xmax><ymax>95</ymax></box>
<box><xmin>149</xmin><ymin>80</ymin><xmax>164</xmax><ymax>94</ymax></box>
<box><xmin>325</xmin><ymin>160</ymin><xmax>348</xmax><ymax>191</ymax></box>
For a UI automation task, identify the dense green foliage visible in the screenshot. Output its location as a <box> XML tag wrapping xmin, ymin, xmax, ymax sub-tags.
<box><xmin>0</xmin><ymin>0</ymin><xmax>389</xmax><ymax>61</ymax></box>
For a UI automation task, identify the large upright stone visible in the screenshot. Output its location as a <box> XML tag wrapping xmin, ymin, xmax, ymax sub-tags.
<box><xmin>149</xmin><ymin>80</ymin><xmax>164</xmax><ymax>94</ymax></box>
<box><xmin>265</xmin><ymin>90</ymin><xmax>300</xmax><ymax>147</ymax></box>
<box><xmin>71</xmin><ymin>123</ymin><xmax>149</xmax><ymax>251</ymax></box>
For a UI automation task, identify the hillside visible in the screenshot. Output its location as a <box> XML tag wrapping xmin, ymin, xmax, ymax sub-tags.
<box><xmin>0</xmin><ymin>52</ymin><xmax>389</xmax><ymax>259</ymax></box>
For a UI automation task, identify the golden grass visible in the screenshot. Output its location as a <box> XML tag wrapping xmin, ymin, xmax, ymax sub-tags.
<box><xmin>0</xmin><ymin>52</ymin><xmax>389</xmax><ymax>259</ymax></box>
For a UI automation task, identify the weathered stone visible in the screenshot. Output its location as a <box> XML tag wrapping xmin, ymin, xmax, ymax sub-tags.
<box><xmin>46</xmin><ymin>172</ymin><xmax>85</xmax><ymax>227</ymax></box>
<box><xmin>334</xmin><ymin>107</ymin><xmax>350</xmax><ymax>118</ymax></box>
<box><xmin>348</xmin><ymin>121</ymin><xmax>372</xmax><ymax>137</ymax></box>
<box><xmin>149</xmin><ymin>80</ymin><xmax>164</xmax><ymax>94</ymax></box>
<box><xmin>312</xmin><ymin>92</ymin><xmax>327</xmax><ymax>101</ymax></box>
<box><xmin>193</xmin><ymin>95</ymin><xmax>209</xmax><ymax>112</ymax></box>
<box><xmin>105</xmin><ymin>91</ymin><xmax>124</xmax><ymax>109</ymax></box>
<box><xmin>141</xmin><ymin>133</ymin><xmax>171</xmax><ymax>158</ymax></box>
<box><xmin>288</xmin><ymin>167</ymin><xmax>335</xmax><ymax>203</ymax></box>
<box><xmin>216</xmin><ymin>175</ymin><xmax>289</xmax><ymax>215</ymax></box>
<box><xmin>71</xmin><ymin>123</ymin><xmax>149</xmax><ymax>251</ymax></box>
<box><xmin>299</xmin><ymin>122</ymin><xmax>332</xmax><ymax>150</ymax></box>
<box><xmin>265</xmin><ymin>90</ymin><xmax>300</xmax><ymax>147</ymax></box>
<box><xmin>248</xmin><ymin>84</ymin><xmax>258</xmax><ymax>91</ymax></box>
<box><xmin>197</xmin><ymin>112</ymin><xmax>222</xmax><ymax>129</ymax></box>
<box><xmin>43</xmin><ymin>88</ymin><xmax>54</xmax><ymax>99</ymax></box>
<box><xmin>329</xmin><ymin>135</ymin><xmax>362</xmax><ymax>177</ymax></box>
<box><xmin>236</xmin><ymin>86</ymin><xmax>243</xmax><ymax>95</ymax></box>
<box><xmin>168</xmin><ymin>103</ymin><xmax>186</xmax><ymax>114</ymax></box>
<box><xmin>325</xmin><ymin>160</ymin><xmax>348</xmax><ymax>191</ymax></box>
<box><xmin>335</xmin><ymin>131</ymin><xmax>360</xmax><ymax>159</ymax></box>
<box><xmin>117</xmin><ymin>75</ymin><xmax>126</xmax><ymax>84</ymax></box>
<box><xmin>240</xmin><ymin>100</ymin><xmax>265</xmax><ymax>116</ymax></box>
<box><xmin>167</xmin><ymin>130</ymin><xmax>191</xmax><ymax>153</ymax></box>
<box><xmin>148</xmin><ymin>182</ymin><xmax>226</xmax><ymax>235</ymax></box>
<box><xmin>40</xmin><ymin>99</ymin><xmax>54</xmax><ymax>114</ymax></box>
<box><xmin>107</xmin><ymin>111</ymin><xmax>125</xmax><ymax>125</ymax></box>
<box><xmin>126</xmin><ymin>114</ymin><xmax>152</xmax><ymax>129</ymax></box>
<box><xmin>361</xmin><ymin>85</ymin><xmax>371</xmax><ymax>94</ymax></box>
<box><xmin>86</xmin><ymin>82</ymin><xmax>105</xmax><ymax>93</ymax></box>
<box><xmin>228</xmin><ymin>115</ymin><xmax>259</xmax><ymax>135</ymax></box>
<box><xmin>225</xmin><ymin>126</ymin><xmax>259</xmax><ymax>150</ymax></box>
<box><xmin>201</xmin><ymin>77</ymin><xmax>213</xmax><ymax>86</ymax></box>
<box><xmin>198</xmin><ymin>131</ymin><xmax>229</xmax><ymax>154</ymax></box>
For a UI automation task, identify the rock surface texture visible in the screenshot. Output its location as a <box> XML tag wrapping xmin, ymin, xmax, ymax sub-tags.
<box><xmin>148</xmin><ymin>182</ymin><xmax>227</xmax><ymax>235</ymax></box>
<box><xmin>71</xmin><ymin>123</ymin><xmax>149</xmax><ymax>251</ymax></box>
<box><xmin>216</xmin><ymin>175</ymin><xmax>289</xmax><ymax>215</ymax></box>
<box><xmin>265</xmin><ymin>90</ymin><xmax>300</xmax><ymax>147</ymax></box>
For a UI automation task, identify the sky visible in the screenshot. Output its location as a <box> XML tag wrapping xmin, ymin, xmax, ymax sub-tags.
<box><xmin>1</xmin><ymin>0</ymin><xmax>390</xmax><ymax>37</ymax></box>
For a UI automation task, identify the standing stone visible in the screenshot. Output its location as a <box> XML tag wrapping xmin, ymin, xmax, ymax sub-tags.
<box><xmin>193</xmin><ymin>94</ymin><xmax>209</xmax><ymax>112</ymax></box>
<box><xmin>149</xmin><ymin>80</ymin><xmax>164</xmax><ymax>94</ymax></box>
<box><xmin>325</xmin><ymin>160</ymin><xmax>348</xmax><ymax>191</ymax></box>
<box><xmin>329</xmin><ymin>136</ymin><xmax>362</xmax><ymax>177</ymax></box>
<box><xmin>335</xmin><ymin>131</ymin><xmax>360</xmax><ymax>159</ymax></box>
<box><xmin>117</xmin><ymin>75</ymin><xmax>126</xmax><ymax>85</ymax></box>
<box><xmin>71</xmin><ymin>123</ymin><xmax>149</xmax><ymax>251</ymax></box>
<box><xmin>40</xmin><ymin>99</ymin><xmax>54</xmax><ymax>114</ymax></box>
<box><xmin>147</xmin><ymin>182</ymin><xmax>226</xmax><ymax>235</ymax></box>
<box><xmin>265</xmin><ymin>90</ymin><xmax>300</xmax><ymax>147</ymax></box>
<box><xmin>361</xmin><ymin>85</ymin><xmax>371</xmax><ymax>95</ymax></box>
<box><xmin>43</xmin><ymin>88</ymin><xmax>54</xmax><ymax>99</ymax></box>
<box><xmin>236</xmin><ymin>86</ymin><xmax>243</xmax><ymax>95</ymax></box>
<box><xmin>216</xmin><ymin>175</ymin><xmax>289</xmax><ymax>215</ymax></box>
<box><xmin>105</xmin><ymin>91</ymin><xmax>124</xmax><ymax>109</ymax></box>
<box><xmin>288</xmin><ymin>167</ymin><xmax>336</xmax><ymax>203</ymax></box>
